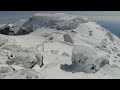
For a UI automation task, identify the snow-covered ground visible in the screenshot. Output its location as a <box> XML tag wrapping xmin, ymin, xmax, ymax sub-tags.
<box><xmin>0</xmin><ymin>13</ymin><xmax>120</xmax><ymax>79</ymax></box>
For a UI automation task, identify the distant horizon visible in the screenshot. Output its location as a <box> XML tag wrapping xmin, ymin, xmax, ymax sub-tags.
<box><xmin>1</xmin><ymin>11</ymin><xmax>120</xmax><ymax>38</ymax></box>
<box><xmin>1</xmin><ymin>11</ymin><xmax>120</xmax><ymax>24</ymax></box>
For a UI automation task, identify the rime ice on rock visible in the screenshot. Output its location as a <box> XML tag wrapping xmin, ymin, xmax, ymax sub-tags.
<box><xmin>71</xmin><ymin>46</ymin><xmax>109</xmax><ymax>73</ymax></box>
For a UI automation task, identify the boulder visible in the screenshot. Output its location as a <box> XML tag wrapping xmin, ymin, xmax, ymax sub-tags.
<box><xmin>7</xmin><ymin>52</ymin><xmax>37</xmax><ymax>69</ymax></box>
<box><xmin>24</xmin><ymin>47</ymin><xmax>44</xmax><ymax>67</ymax></box>
<box><xmin>71</xmin><ymin>46</ymin><xmax>102</xmax><ymax>73</ymax></box>
<box><xmin>63</xmin><ymin>34</ymin><xmax>74</xmax><ymax>44</ymax></box>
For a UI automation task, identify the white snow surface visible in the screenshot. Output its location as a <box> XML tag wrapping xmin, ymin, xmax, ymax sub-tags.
<box><xmin>0</xmin><ymin>13</ymin><xmax>120</xmax><ymax>79</ymax></box>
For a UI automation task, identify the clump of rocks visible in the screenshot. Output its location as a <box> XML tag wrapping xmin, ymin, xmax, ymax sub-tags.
<box><xmin>1</xmin><ymin>44</ymin><xmax>44</xmax><ymax>69</ymax></box>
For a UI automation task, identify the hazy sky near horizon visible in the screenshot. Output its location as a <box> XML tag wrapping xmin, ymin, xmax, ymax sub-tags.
<box><xmin>1</xmin><ymin>11</ymin><xmax>120</xmax><ymax>16</ymax></box>
<box><xmin>1</xmin><ymin>11</ymin><xmax>120</xmax><ymax>24</ymax></box>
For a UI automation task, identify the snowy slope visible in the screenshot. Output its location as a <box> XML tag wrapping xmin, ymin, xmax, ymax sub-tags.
<box><xmin>0</xmin><ymin>13</ymin><xmax>120</xmax><ymax>79</ymax></box>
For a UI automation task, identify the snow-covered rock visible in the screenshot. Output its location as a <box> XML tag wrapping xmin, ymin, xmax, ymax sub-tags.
<box><xmin>71</xmin><ymin>46</ymin><xmax>99</xmax><ymax>73</ymax></box>
<box><xmin>71</xmin><ymin>46</ymin><xmax>109</xmax><ymax>73</ymax></box>
<box><xmin>63</xmin><ymin>33</ymin><xmax>74</xmax><ymax>44</ymax></box>
<box><xmin>7</xmin><ymin>52</ymin><xmax>37</xmax><ymax>69</ymax></box>
<box><xmin>0</xmin><ymin>19</ymin><xmax>26</xmax><ymax>35</ymax></box>
<box><xmin>24</xmin><ymin>47</ymin><xmax>44</xmax><ymax>67</ymax></box>
<box><xmin>0</xmin><ymin>49</ymin><xmax>13</xmax><ymax>64</ymax></box>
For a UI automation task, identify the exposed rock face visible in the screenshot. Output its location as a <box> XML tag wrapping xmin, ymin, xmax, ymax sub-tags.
<box><xmin>0</xmin><ymin>26</ymin><xmax>10</xmax><ymax>35</ymax></box>
<box><xmin>0</xmin><ymin>19</ymin><xmax>26</xmax><ymax>35</ymax></box>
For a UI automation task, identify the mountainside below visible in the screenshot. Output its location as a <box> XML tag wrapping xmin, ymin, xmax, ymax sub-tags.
<box><xmin>0</xmin><ymin>13</ymin><xmax>120</xmax><ymax>79</ymax></box>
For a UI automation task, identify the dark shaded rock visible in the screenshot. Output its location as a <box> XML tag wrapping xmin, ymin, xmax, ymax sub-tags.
<box><xmin>63</xmin><ymin>34</ymin><xmax>74</xmax><ymax>44</ymax></box>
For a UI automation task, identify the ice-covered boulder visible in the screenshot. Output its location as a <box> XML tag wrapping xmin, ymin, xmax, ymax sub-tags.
<box><xmin>2</xmin><ymin>44</ymin><xmax>44</xmax><ymax>68</ymax></box>
<box><xmin>71</xmin><ymin>46</ymin><xmax>109</xmax><ymax>73</ymax></box>
<box><xmin>24</xmin><ymin>47</ymin><xmax>44</xmax><ymax>67</ymax></box>
<box><xmin>6</xmin><ymin>52</ymin><xmax>37</xmax><ymax>69</ymax></box>
<box><xmin>71</xmin><ymin>46</ymin><xmax>97</xmax><ymax>64</ymax></box>
<box><xmin>0</xmin><ymin>49</ymin><xmax>13</xmax><ymax>64</ymax></box>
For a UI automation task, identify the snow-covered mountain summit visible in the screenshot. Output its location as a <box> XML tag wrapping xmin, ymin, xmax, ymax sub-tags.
<box><xmin>18</xmin><ymin>13</ymin><xmax>95</xmax><ymax>34</ymax></box>
<box><xmin>0</xmin><ymin>13</ymin><xmax>120</xmax><ymax>79</ymax></box>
